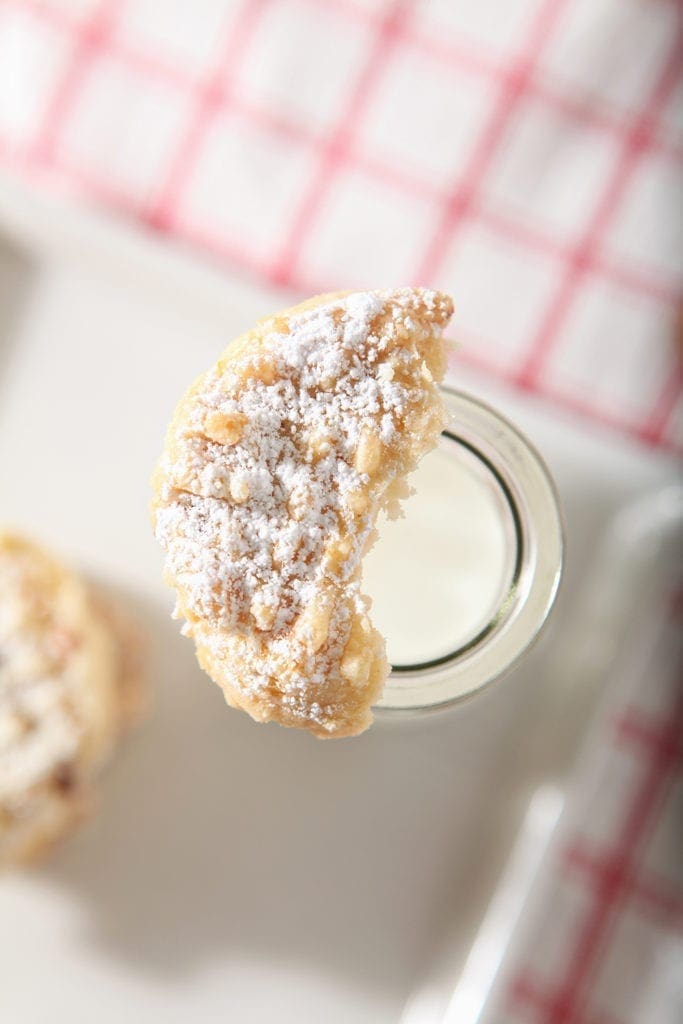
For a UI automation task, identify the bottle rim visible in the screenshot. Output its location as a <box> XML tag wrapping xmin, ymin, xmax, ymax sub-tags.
<box><xmin>377</xmin><ymin>386</ymin><xmax>565</xmax><ymax>713</ymax></box>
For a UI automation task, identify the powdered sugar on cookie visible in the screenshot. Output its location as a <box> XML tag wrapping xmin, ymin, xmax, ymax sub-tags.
<box><xmin>0</xmin><ymin>545</ymin><xmax>83</xmax><ymax>805</ymax></box>
<box><xmin>0</xmin><ymin>533</ymin><xmax>143</xmax><ymax>865</ymax></box>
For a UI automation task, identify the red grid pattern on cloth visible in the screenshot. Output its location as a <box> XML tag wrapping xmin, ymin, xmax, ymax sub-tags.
<box><xmin>497</xmin><ymin>584</ymin><xmax>683</xmax><ymax>1024</ymax></box>
<box><xmin>1</xmin><ymin>0</ymin><xmax>682</xmax><ymax>452</ymax></box>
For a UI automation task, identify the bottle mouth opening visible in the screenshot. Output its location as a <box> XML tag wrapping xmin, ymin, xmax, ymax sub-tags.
<box><xmin>365</xmin><ymin>387</ymin><xmax>564</xmax><ymax>713</ymax></box>
<box><xmin>388</xmin><ymin>428</ymin><xmax>525</xmax><ymax>673</ymax></box>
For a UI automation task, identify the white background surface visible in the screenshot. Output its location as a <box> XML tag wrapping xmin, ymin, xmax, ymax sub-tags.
<box><xmin>0</xmin><ymin>182</ymin><xmax>679</xmax><ymax>1023</ymax></box>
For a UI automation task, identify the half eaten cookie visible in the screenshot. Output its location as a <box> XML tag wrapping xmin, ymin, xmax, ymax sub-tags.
<box><xmin>152</xmin><ymin>288</ymin><xmax>453</xmax><ymax>737</ymax></box>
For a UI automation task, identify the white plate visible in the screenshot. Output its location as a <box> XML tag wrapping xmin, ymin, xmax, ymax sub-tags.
<box><xmin>0</xmin><ymin>174</ymin><xmax>679</xmax><ymax>1024</ymax></box>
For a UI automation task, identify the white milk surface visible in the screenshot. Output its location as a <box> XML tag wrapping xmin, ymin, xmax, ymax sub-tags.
<box><xmin>363</xmin><ymin>439</ymin><xmax>514</xmax><ymax>667</ymax></box>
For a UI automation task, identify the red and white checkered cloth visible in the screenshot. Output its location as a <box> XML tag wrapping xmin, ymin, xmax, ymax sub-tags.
<box><xmin>488</xmin><ymin>569</ymin><xmax>683</xmax><ymax>1024</ymax></box>
<box><xmin>1</xmin><ymin>0</ymin><xmax>682</xmax><ymax>451</ymax></box>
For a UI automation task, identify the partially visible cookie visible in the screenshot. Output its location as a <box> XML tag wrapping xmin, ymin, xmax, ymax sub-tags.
<box><xmin>152</xmin><ymin>288</ymin><xmax>453</xmax><ymax>738</ymax></box>
<box><xmin>0</xmin><ymin>532</ymin><xmax>143</xmax><ymax>866</ymax></box>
